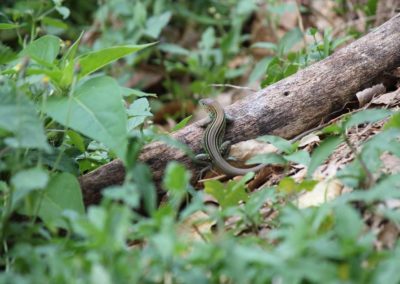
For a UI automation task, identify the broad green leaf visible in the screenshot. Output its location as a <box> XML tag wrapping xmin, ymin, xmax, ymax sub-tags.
<box><xmin>0</xmin><ymin>43</ymin><xmax>17</xmax><ymax>65</ymax></box>
<box><xmin>131</xmin><ymin>163</ymin><xmax>157</xmax><ymax>215</ymax></box>
<box><xmin>34</xmin><ymin>172</ymin><xmax>84</xmax><ymax>228</ymax></box>
<box><xmin>344</xmin><ymin>109</ymin><xmax>392</xmax><ymax>129</ymax></box>
<box><xmin>257</xmin><ymin>135</ymin><xmax>294</xmax><ymax>153</ymax></box>
<box><xmin>334</xmin><ymin>204</ymin><xmax>363</xmax><ymax>240</ymax></box>
<box><xmin>248</xmin><ymin>56</ymin><xmax>274</xmax><ymax>84</ymax></box>
<box><xmin>322</xmin><ymin>123</ymin><xmax>342</xmax><ymax>134</ymax></box>
<box><xmin>62</xmin><ymin>31</ymin><xmax>83</xmax><ymax>64</ymax></box>
<box><xmin>373</xmin><ymin>245</ymin><xmax>400</xmax><ymax>284</ymax></box>
<box><xmin>284</xmin><ymin>150</ymin><xmax>310</xmax><ymax>166</ymax></box>
<box><xmin>268</xmin><ymin>2</ymin><xmax>296</xmax><ymax>14</ymax></box>
<box><xmin>59</xmin><ymin>32</ymin><xmax>84</xmax><ymax>87</ymax></box>
<box><xmin>158</xmin><ymin>43</ymin><xmax>190</xmax><ymax>56</ymax></box>
<box><xmin>251</xmin><ymin>42</ymin><xmax>277</xmax><ymax>51</ymax></box>
<box><xmin>278</xmin><ymin>177</ymin><xmax>297</xmax><ymax>193</ymax></box>
<box><xmin>26</xmin><ymin>67</ymin><xmax>63</xmax><ymax>82</ymax></box>
<box><xmin>163</xmin><ymin>162</ymin><xmax>190</xmax><ymax>193</ymax></box>
<box><xmin>127</xmin><ymin>98</ymin><xmax>153</xmax><ymax>130</ymax></box>
<box><xmin>246</xmin><ymin>152</ymin><xmax>287</xmax><ymax>166</ymax></box>
<box><xmin>308</xmin><ymin>136</ymin><xmax>343</xmax><ymax>176</ymax></box>
<box><xmin>67</xmin><ymin>130</ymin><xmax>85</xmax><ymax>152</ymax></box>
<box><xmin>42</xmin><ymin>17</ymin><xmax>68</xmax><ymax>30</ymax></box>
<box><xmin>144</xmin><ymin>11</ymin><xmax>172</xmax><ymax>38</ymax></box>
<box><xmin>299</xmin><ymin>179</ymin><xmax>318</xmax><ymax>191</ymax></box>
<box><xmin>0</xmin><ymin>23</ymin><xmax>20</xmax><ymax>30</ymax></box>
<box><xmin>200</xmin><ymin>27</ymin><xmax>216</xmax><ymax>50</ymax></box>
<box><xmin>0</xmin><ymin>80</ymin><xmax>50</xmax><ymax>151</ymax></box>
<box><xmin>171</xmin><ymin>115</ymin><xmax>192</xmax><ymax>132</ymax></box>
<box><xmin>11</xmin><ymin>167</ymin><xmax>49</xmax><ymax>209</ymax></box>
<box><xmin>134</xmin><ymin>1</ymin><xmax>147</xmax><ymax>26</ymax></box>
<box><xmin>343</xmin><ymin>174</ymin><xmax>400</xmax><ymax>203</ymax></box>
<box><xmin>120</xmin><ymin>87</ymin><xmax>157</xmax><ymax>98</ymax></box>
<box><xmin>55</xmin><ymin>6</ymin><xmax>70</xmax><ymax>19</ymax></box>
<box><xmin>41</xmin><ymin>149</ymin><xmax>79</xmax><ymax>175</ymax></box>
<box><xmin>384</xmin><ymin>112</ymin><xmax>400</xmax><ymax>130</ymax></box>
<box><xmin>204</xmin><ymin>173</ymin><xmax>251</xmax><ymax>209</ymax></box>
<box><xmin>163</xmin><ymin>162</ymin><xmax>191</xmax><ymax>208</ymax></box>
<box><xmin>103</xmin><ymin>184</ymin><xmax>140</xmax><ymax>208</ymax></box>
<box><xmin>43</xmin><ymin>76</ymin><xmax>127</xmax><ymax>158</ymax></box>
<box><xmin>278</xmin><ymin>28</ymin><xmax>303</xmax><ymax>54</ymax></box>
<box><xmin>22</xmin><ymin>35</ymin><xmax>61</xmax><ymax>66</ymax></box>
<box><xmin>77</xmin><ymin>42</ymin><xmax>155</xmax><ymax>78</ymax></box>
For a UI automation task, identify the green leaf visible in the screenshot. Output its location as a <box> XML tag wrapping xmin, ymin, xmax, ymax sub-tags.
<box><xmin>308</xmin><ymin>136</ymin><xmax>343</xmax><ymax>176</ymax></box>
<box><xmin>22</xmin><ymin>35</ymin><xmax>61</xmax><ymax>66</ymax></box>
<box><xmin>77</xmin><ymin>42</ymin><xmax>155</xmax><ymax>78</ymax></box>
<box><xmin>59</xmin><ymin>32</ymin><xmax>84</xmax><ymax>87</ymax></box>
<box><xmin>120</xmin><ymin>87</ymin><xmax>157</xmax><ymax>98</ymax></box>
<box><xmin>127</xmin><ymin>98</ymin><xmax>153</xmax><ymax>130</ymax></box>
<box><xmin>0</xmin><ymin>23</ymin><xmax>20</xmax><ymax>30</ymax></box>
<box><xmin>55</xmin><ymin>6</ymin><xmax>70</xmax><ymax>19</ymax></box>
<box><xmin>62</xmin><ymin>31</ymin><xmax>83</xmax><ymax>65</ymax></box>
<box><xmin>66</xmin><ymin>130</ymin><xmax>85</xmax><ymax>152</ymax></box>
<box><xmin>246</xmin><ymin>152</ymin><xmax>287</xmax><ymax>166</ymax></box>
<box><xmin>334</xmin><ymin>204</ymin><xmax>363</xmax><ymax>240</ymax></box>
<box><xmin>284</xmin><ymin>150</ymin><xmax>310</xmax><ymax>166</ymax></box>
<box><xmin>268</xmin><ymin>2</ymin><xmax>296</xmax><ymax>15</ymax></box>
<box><xmin>278</xmin><ymin>28</ymin><xmax>303</xmax><ymax>54</ymax></box>
<box><xmin>204</xmin><ymin>173</ymin><xmax>251</xmax><ymax>209</ymax></box>
<box><xmin>43</xmin><ymin>76</ymin><xmax>127</xmax><ymax>159</ymax></box>
<box><xmin>0</xmin><ymin>43</ymin><xmax>17</xmax><ymax>65</ymax></box>
<box><xmin>103</xmin><ymin>184</ymin><xmax>140</xmax><ymax>209</ymax></box>
<box><xmin>144</xmin><ymin>11</ymin><xmax>172</xmax><ymax>38</ymax></box>
<box><xmin>257</xmin><ymin>135</ymin><xmax>294</xmax><ymax>153</ymax></box>
<box><xmin>34</xmin><ymin>173</ymin><xmax>84</xmax><ymax>228</ymax></box>
<box><xmin>134</xmin><ymin>1</ymin><xmax>147</xmax><ymax>26</ymax></box>
<box><xmin>163</xmin><ymin>162</ymin><xmax>191</xmax><ymax>208</ymax></box>
<box><xmin>0</xmin><ymin>80</ymin><xmax>50</xmax><ymax>151</ymax></box>
<box><xmin>171</xmin><ymin>115</ymin><xmax>192</xmax><ymax>132</ymax></box>
<box><xmin>158</xmin><ymin>43</ymin><xmax>190</xmax><ymax>56</ymax></box>
<box><xmin>251</xmin><ymin>42</ymin><xmax>277</xmax><ymax>51</ymax></box>
<box><xmin>163</xmin><ymin>162</ymin><xmax>190</xmax><ymax>193</ymax></box>
<box><xmin>344</xmin><ymin>109</ymin><xmax>392</xmax><ymax>129</ymax></box>
<box><xmin>277</xmin><ymin>177</ymin><xmax>297</xmax><ymax>193</ymax></box>
<box><xmin>384</xmin><ymin>112</ymin><xmax>400</xmax><ymax>130</ymax></box>
<box><xmin>131</xmin><ymin>163</ymin><xmax>157</xmax><ymax>215</ymax></box>
<box><xmin>42</xmin><ymin>17</ymin><xmax>68</xmax><ymax>30</ymax></box>
<box><xmin>299</xmin><ymin>179</ymin><xmax>318</xmax><ymax>191</ymax></box>
<box><xmin>11</xmin><ymin>168</ymin><xmax>49</xmax><ymax>209</ymax></box>
<box><xmin>373</xmin><ymin>245</ymin><xmax>400</xmax><ymax>284</ymax></box>
<box><xmin>248</xmin><ymin>56</ymin><xmax>274</xmax><ymax>84</ymax></box>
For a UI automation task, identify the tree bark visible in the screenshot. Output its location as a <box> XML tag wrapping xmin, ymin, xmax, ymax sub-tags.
<box><xmin>80</xmin><ymin>14</ymin><xmax>400</xmax><ymax>206</ymax></box>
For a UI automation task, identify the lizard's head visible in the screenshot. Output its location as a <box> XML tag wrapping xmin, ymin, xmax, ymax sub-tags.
<box><xmin>199</xmin><ymin>98</ymin><xmax>215</xmax><ymax>107</ymax></box>
<box><xmin>199</xmin><ymin>98</ymin><xmax>216</xmax><ymax>113</ymax></box>
<box><xmin>199</xmin><ymin>98</ymin><xmax>220</xmax><ymax>118</ymax></box>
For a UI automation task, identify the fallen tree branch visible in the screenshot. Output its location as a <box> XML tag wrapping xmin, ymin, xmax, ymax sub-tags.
<box><xmin>80</xmin><ymin>14</ymin><xmax>400</xmax><ymax>206</ymax></box>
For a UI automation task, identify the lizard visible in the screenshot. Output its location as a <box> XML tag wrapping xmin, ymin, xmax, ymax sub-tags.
<box><xmin>196</xmin><ymin>98</ymin><xmax>265</xmax><ymax>177</ymax></box>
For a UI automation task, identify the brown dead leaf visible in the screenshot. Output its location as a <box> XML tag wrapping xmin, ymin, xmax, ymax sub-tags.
<box><xmin>297</xmin><ymin>133</ymin><xmax>320</xmax><ymax>147</ymax></box>
<box><xmin>230</xmin><ymin>140</ymin><xmax>276</xmax><ymax>161</ymax></box>
<box><xmin>381</xmin><ymin>153</ymin><xmax>400</xmax><ymax>174</ymax></box>
<box><xmin>376</xmin><ymin>222</ymin><xmax>399</xmax><ymax>250</ymax></box>
<box><xmin>356</xmin><ymin>84</ymin><xmax>386</xmax><ymax>107</ymax></box>
<box><xmin>371</xmin><ymin>88</ymin><xmax>400</xmax><ymax>106</ymax></box>
<box><xmin>297</xmin><ymin>179</ymin><xmax>343</xmax><ymax>208</ymax></box>
<box><xmin>177</xmin><ymin>210</ymin><xmax>214</xmax><ymax>242</ymax></box>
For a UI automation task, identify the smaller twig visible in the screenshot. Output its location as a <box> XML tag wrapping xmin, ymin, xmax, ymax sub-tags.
<box><xmin>343</xmin><ymin>133</ymin><xmax>374</xmax><ymax>189</ymax></box>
